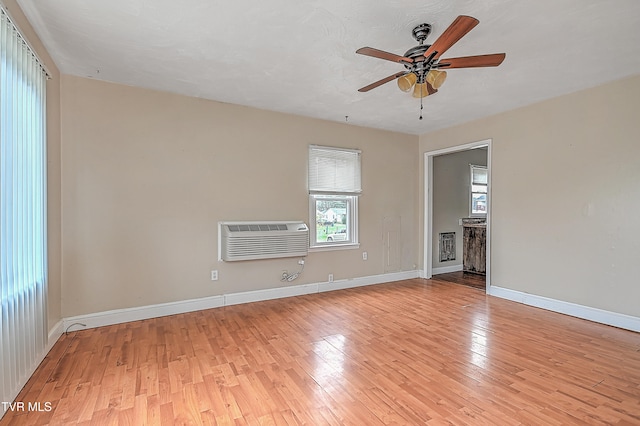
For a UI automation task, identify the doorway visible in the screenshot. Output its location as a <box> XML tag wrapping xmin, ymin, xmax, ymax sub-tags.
<box><xmin>423</xmin><ymin>139</ymin><xmax>491</xmax><ymax>290</ymax></box>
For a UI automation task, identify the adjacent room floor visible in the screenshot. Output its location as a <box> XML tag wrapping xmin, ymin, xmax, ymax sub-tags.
<box><xmin>432</xmin><ymin>271</ymin><xmax>486</xmax><ymax>290</ymax></box>
<box><xmin>2</xmin><ymin>278</ymin><xmax>639</xmax><ymax>425</ymax></box>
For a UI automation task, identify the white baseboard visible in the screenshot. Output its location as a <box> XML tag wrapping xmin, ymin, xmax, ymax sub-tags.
<box><xmin>62</xmin><ymin>270</ymin><xmax>421</xmax><ymax>332</ymax></box>
<box><xmin>225</xmin><ymin>283</ymin><xmax>320</xmax><ymax>306</ymax></box>
<box><xmin>60</xmin><ymin>271</ymin><xmax>638</xmax><ymax>337</ymax></box>
<box><xmin>320</xmin><ymin>270</ymin><xmax>419</xmax><ymax>292</ymax></box>
<box><xmin>432</xmin><ymin>264</ymin><xmax>463</xmax><ymax>275</ymax></box>
<box><xmin>487</xmin><ymin>285</ymin><xmax>640</xmax><ymax>333</ymax></box>
<box><xmin>48</xmin><ymin>319</ymin><xmax>64</xmax><ymax>344</ymax></box>
<box><xmin>63</xmin><ymin>294</ymin><xmax>225</xmax><ymax>331</ymax></box>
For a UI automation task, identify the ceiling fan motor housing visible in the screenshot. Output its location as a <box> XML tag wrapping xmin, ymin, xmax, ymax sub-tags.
<box><xmin>403</xmin><ymin>46</ymin><xmax>432</xmax><ymax>83</ymax></box>
<box><xmin>412</xmin><ymin>23</ymin><xmax>432</xmax><ymax>43</ymax></box>
<box><xmin>404</xmin><ymin>24</ymin><xmax>437</xmax><ymax>82</ymax></box>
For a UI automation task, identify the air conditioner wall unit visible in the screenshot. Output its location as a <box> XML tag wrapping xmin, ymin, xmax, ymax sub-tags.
<box><xmin>218</xmin><ymin>221</ymin><xmax>309</xmax><ymax>261</ymax></box>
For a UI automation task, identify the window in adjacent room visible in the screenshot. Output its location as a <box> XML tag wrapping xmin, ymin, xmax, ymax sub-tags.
<box><xmin>308</xmin><ymin>145</ymin><xmax>361</xmax><ymax>249</ymax></box>
<box><xmin>470</xmin><ymin>165</ymin><xmax>488</xmax><ymax>216</ymax></box>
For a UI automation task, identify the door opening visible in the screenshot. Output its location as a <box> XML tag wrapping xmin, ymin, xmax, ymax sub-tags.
<box><xmin>423</xmin><ymin>139</ymin><xmax>491</xmax><ymax>290</ymax></box>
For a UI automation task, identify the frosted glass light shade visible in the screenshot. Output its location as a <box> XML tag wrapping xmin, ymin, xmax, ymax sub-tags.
<box><xmin>397</xmin><ymin>73</ymin><xmax>417</xmax><ymax>92</ymax></box>
<box><xmin>426</xmin><ymin>70</ymin><xmax>447</xmax><ymax>89</ymax></box>
<box><xmin>412</xmin><ymin>82</ymin><xmax>429</xmax><ymax>98</ymax></box>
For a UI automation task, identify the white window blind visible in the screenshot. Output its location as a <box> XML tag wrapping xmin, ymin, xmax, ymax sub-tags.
<box><xmin>471</xmin><ymin>166</ymin><xmax>488</xmax><ymax>185</ymax></box>
<box><xmin>308</xmin><ymin>145</ymin><xmax>361</xmax><ymax>195</ymax></box>
<box><xmin>1</xmin><ymin>6</ymin><xmax>48</xmax><ymax>411</ymax></box>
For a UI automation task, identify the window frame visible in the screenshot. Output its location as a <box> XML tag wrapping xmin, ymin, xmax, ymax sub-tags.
<box><xmin>309</xmin><ymin>194</ymin><xmax>359</xmax><ymax>250</ymax></box>
<box><xmin>469</xmin><ymin>164</ymin><xmax>488</xmax><ymax>217</ymax></box>
<box><xmin>308</xmin><ymin>145</ymin><xmax>361</xmax><ymax>250</ymax></box>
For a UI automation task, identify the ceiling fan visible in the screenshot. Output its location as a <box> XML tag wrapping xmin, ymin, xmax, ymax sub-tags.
<box><xmin>356</xmin><ymin>15</ymin><xmax>505</xmax><ymax>118</ymax></box>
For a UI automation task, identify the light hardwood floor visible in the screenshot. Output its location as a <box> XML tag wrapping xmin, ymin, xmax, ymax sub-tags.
<box><xmin>2</xmin><ymin>278</ymin><xmax>640</xmax><ymax>425</ymax></box>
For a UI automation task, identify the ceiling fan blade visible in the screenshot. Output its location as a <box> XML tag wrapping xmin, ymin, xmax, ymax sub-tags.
<box><xmin>423</xmin><ymin>15</ymin><xmax>479</xmax><ymax>60</ymax></box>
<box><xmin>356</xmin><ymin>47</ymin><xmax>413</xmax><ymax>64</ymax></box>
<box><xmin>358</xmin><ymin>72</ymin><xmax>408</xmax><ymax>92</ymax></box>
<box><xmin>436</xmin><ymin>53</ymin><xmax>506</xmax><ymax>69</ymax></box>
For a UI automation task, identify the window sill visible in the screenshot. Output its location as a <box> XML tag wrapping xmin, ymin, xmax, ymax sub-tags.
<box><xmin>309</xmin><ymin>243</ymin><xmax>360</xmax><ymax>253</ymax></box>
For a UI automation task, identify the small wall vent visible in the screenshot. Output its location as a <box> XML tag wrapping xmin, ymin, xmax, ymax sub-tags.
<box><xmin>218</xmin><ymin>221</ymin><xmax>309</xmax><ymax>261</ymax></box>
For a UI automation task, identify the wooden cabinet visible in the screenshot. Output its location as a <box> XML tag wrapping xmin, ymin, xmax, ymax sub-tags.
<box><xmin>463</xmin><ymin>225</ymin><xmax>486</xmax><ymax>275</ymax></box>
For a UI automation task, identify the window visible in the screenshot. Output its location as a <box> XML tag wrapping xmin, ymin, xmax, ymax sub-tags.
<box><xmin>470</xmin><ymin>165</ymin><xmax>488</xmax><ymax>216</ymax></box>
<box><xmin>1</xmin><ymin>6</ymin><xmax>48</xmax><ymax>408</ymax></box>
<box><xmin>308</xmin><ymin>145</ymin><xmax>361</xmax><ymax>248</ymax></box>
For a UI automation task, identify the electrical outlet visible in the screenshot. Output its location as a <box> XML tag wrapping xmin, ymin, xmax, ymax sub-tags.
<box><xmin>362</xmin><ymin>251</ymin><xmax>368</xmax><ymax>261</ymax></box>
<box><xmin>211</xmin><ymin>270</ymin><xmax>218</xmax><ymax>281</ymax></box>
<box><xmin>328</xmin><ymin>273</ymin><xmax>334</xmax><ymax>282</ymax></box>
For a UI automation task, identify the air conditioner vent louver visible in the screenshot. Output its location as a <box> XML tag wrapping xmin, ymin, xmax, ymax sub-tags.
<box><xmin>227</xmin><ymin>224</ymin><xmax>289</xmax><ymax>232</ymax></box>
<box><xmin>219</xmin><ymin>221</ymin><xmax>309</xmax><ymax>261</ymax></box>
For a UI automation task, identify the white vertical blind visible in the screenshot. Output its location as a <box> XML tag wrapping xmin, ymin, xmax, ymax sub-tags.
<box><xmin>0</xmin><ymin>6</ymin><xmax>48</xmax><ymax>411</ymax></box>
<box><xmin>308</xmin><ymin>145</ymin><xmax>362</xmax><ymax>194</ymax></box>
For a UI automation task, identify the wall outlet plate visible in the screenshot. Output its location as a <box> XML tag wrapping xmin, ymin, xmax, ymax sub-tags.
<box><xmin>211</xmin><ymin>270</ymin><xmax>218</xmax><ymax>281</ymax></box>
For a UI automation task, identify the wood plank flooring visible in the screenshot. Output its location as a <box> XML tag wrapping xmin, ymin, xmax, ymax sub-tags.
<box><xmin>2</xmin><ymin>278</ymin><xmax>640</xmax><ymax>425</ymax></box>
<box><xmin>432</xmin><ymin>271</ymin><xmax>486</xmax><ymax>290</ymax></box>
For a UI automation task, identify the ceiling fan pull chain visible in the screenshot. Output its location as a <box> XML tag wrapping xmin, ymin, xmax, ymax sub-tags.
<box><xmin>419</xmin><ymin>96</ymin><xmax>423</xmax><ymax>120</ymax></box>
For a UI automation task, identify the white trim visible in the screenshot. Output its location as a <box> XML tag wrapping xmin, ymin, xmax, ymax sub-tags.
<box><xmin>225</xmin><ymin>283</ymin><xmax>320</xmax><ymax>306</ymax></box>
<box><xmin>60</xmin><ymin>270</ymin><xmax>421</xmax><ymax>331</ymax></box>
<box><xmin>63</xmin><ymin>294</ymin><xmax>225</xmax><ymax>331</ymax></box>
<box><xmin>59</xmin><ymin>270</ymin><xmax>640</xmax><ymax>334</ymax></box>
<box><xmin>469</xmin><ymin>164</ymin><xmax>488</xmax><ymax>217</ymax></box>
<box><xmin>432</xmin><ymin>264</ymin><xmax>464</xmax><ymax>275</ymax></box>
<box><xmin>487</xmin><ymin>285</ymin><xmax>640</xmax><ymax>333</ymax></box>
<box><xmin>423</xmin><ymin>139</ymin><xmax>492</xmax><ymax>289</ymax></box>
<box><xmin>48</xmin><ymin>319</ymin><xmax>64</xmax><ymax>343</ymax></box>
<box><xmin>320</xmin><ymin>270</ymin><xmax>419</xmax><ymax>293</ymax></box>
<box><xmin>308</xmin><ymin>243</ymin><xmax>360</xmax><ymax>252</ymax></box>
<box><xmin>309</xmin><ymin>144</ymin><xmax>361</xmax><ymax>154</ymax></box>
<box><xmin>309</xmin><ymin>194</ymin><xmax>359</xmax><ymax>249</ymax></box>
<box><xmin>424</xmin><ymin>153</ymin><xmax>433</xmax><ymax>279</ymax></box>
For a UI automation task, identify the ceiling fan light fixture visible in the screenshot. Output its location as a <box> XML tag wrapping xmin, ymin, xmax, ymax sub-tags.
<box><xmin>397</xmin><ymin>72</ymin><xmax>417</xmax><ymax>92</ymax></box>
<box><xmin>355</xmin><ymin>14</ymin><xmax>506</xmax><ymax>112</ymax></box>
<box><xmin>426</xmin><ymin>69</ymin><xmax>447</xmax><ymax>89</ymax></box>
<box><xmin>412</xmin><ymin>82</ymin><xmax>429</xmax><ymax>98</ymax></box>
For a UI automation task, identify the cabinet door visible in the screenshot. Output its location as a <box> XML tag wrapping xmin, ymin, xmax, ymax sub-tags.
<box><xmin>463</xmin><ymin>226</ymin><xmax>486</xmax><ymax>274</ymax></box>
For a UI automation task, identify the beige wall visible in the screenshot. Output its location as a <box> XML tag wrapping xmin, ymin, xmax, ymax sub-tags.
<box><xmin>3</xmin><ymin>0</ymin><xmax>62</xmax><ymax>332</ymax></box>
<box><xmin>432</xmin><ymin>148</ymin><xmax>487</xmax><ymax>270</ymax></box>
<box><xmin>60</xmin><ymin>75</ymin><xmax>419</xmax><ymax>317</ymax></box>
<box><xmin>420</xmin><ymin>74</ymin><xmax>640</xmax><ymax>317</ymax></box>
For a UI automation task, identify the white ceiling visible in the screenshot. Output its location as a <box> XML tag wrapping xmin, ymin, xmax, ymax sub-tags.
<box><xmin>16</xmin><ymin>0</ymin><xmax>640</xmax><ymax>135</ymax></box>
